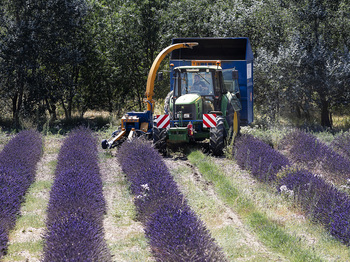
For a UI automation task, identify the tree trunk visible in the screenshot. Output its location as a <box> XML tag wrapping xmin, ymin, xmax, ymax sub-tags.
<box><xmin>12</xmin><ymin>84</ymin><xmax>24</xmax><ymax>130</ymax></box>
<box><xmin>321</xmin><ymin>99</ymin><xmax>332</xmax><ymax>128</ymax></box>
<box><xmin>61</xmin><ymin>98</ymin><xmax>69</xmax><ymax>120</ymax></box>
<box><xmin>45</xmin><ymin>98</ymin><xmax>57</xmax><ymax>121</ymax></box>
<box><xmin>67</xmin><ymin>99</ymin><xmax>72</xmax><ymax>119</ymax></box>
<box><xmin>12</xmin><ymin>94</ymin><xmax>19</xmax><ymax>128</ymax></box>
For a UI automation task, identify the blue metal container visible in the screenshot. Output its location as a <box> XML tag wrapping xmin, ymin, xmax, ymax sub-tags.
<box><xmin>170</xmin><ymin>37</ymin><xmax>254</xmax><ymax>125</ymax></box>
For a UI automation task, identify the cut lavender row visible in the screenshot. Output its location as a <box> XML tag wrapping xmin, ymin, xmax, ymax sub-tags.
<box><xmin>233</xmin><ymin>134</ymin><xmax>290</xmax><ymax>181</ymax></box>
<box><xmin>0</xmin><ymin>130</ymin><xmax>42</xmax><ymax>258</ymax></box>
<box><xmin>331</xmin><ymin>132</ymin><xmax>350</xmax><ymax>161</ymax></box>
<box><xmin>43</xmin><ymin>127</ymin><xmax>111</xmax><ymax>261</ymax></box>
<box><xmin>233</xmin><ymin>133</ymin><xmax>350</xmax><ymax>245</ymax></box>
<box><xmin>278</xmin><ymin>169</ymin><xmax>350</xmax><ymax>244</ymax></box>
<box><xmin>281</xmin><ymin>130</ymin><xmax>350</xmax><ymax>182</ymax></box>
<box><xmin>118</xmin><ymin>139</ymin><xmax>185</xmax><ymax>223</ymax></box>
<box><xmin>118</xmin><ymin>139</ymin><xmax>227</xmax><ymax>261</ymax></box>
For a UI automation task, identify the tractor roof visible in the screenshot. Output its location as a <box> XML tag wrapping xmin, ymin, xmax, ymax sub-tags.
<box><xmin>174</xmin><ymin>65</ymin><xmax>222</xmax><ymax>71</ymax></box>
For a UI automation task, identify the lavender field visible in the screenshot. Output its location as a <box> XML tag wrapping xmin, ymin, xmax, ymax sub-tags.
<box><xmin>1</xmin><ymin>128</ymin><xmax>350</xmax><ymax>261</ymax></box>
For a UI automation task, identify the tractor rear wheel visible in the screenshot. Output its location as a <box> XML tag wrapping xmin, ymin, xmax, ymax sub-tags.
<box><xmin>153</xmin><ymin>127</ymin><xmax>167</xmax><ymax>155</ymax></box>
<box><xmin>209</xmin><ymin>116</ymin><xmax>226</xmax><ymax>156</ymax></box>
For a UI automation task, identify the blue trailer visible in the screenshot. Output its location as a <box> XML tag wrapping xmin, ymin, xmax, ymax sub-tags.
<box><xmin>170</xmin><ymin>37</ymin><xmax>254</xmax><ymax>126</ymax></box>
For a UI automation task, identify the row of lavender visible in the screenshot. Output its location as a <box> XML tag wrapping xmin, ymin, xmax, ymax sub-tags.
<box><xmin>331</xmin><ymin>132</ymin><xmax>350</xmax><ymax>162</ymax></box>
<box><xmin>233</xmin><ymin>130</ymin><xmax>350</xmax><ymax>244</ymax></box>
<box><xmin>118</xmin><ymin>139</ymin><xmax>227</xmax><ymax>261</ymax></box>
<box><xmin>43</xmin><ymin>128</ymin><xmax>111</xmax><ymax>261</ymax></box>
<box><xmin>284</xmin><ymin>130</ymin><xmax>350</xmax><ymax>184</ymax></box>
<box><xmin>0</xmin><ymin>130</ymin><xmax>42</xmax><ymax>258</ymax></box>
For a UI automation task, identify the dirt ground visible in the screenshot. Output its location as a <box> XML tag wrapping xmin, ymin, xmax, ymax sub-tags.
<box><xmin>164</xmin><ymin>156</ymin><xmax>285</xmax><ymax>261</ymax></box>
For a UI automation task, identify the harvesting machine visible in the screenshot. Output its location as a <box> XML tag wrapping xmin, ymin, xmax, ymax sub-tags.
<box><xmin>102</xmin><ymin>38</ymin><xmax>254</xmax><ymax>155</ymax></box>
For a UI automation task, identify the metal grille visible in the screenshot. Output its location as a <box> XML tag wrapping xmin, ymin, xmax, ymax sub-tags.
<box><xmin>174</xmin><ymin>104</ymin><xmax>196</xmax><ymax>120</ymax></box>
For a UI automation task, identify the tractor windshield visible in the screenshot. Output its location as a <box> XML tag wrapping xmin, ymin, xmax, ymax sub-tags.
<box><xmin>174</xmin><ymin>70</ymin><xmax>214</xmax><ymax>96</ymax></box>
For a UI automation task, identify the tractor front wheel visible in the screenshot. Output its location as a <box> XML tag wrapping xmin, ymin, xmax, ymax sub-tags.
<box><xmin>153</xmin><ymin>127</ymin><xmax>167</xmax><ymax>155</ymax></box>
<box><xmin>209</xmin><ymin>116</ymin><xmax>226</xmax><ymax>156</ymax></box>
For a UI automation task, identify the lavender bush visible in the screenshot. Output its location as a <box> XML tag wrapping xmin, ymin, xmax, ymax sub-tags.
<box><xmin>44</xmin><ymin>210</ymin><xmax>109</xmax><ymax>261</ymax></box>
<box><xmin>278</xmin><ymin>169</ymin><xmax>350</xmax><ymax>244</ymax></box>
<box><xmin>331</xmin><ymin>132</ymin><xmax>350</xmax><ymax>161</ymax></box>
<box><xmin>281</xmin><ymin>130</ymin><xmax>350</xmax><ymax>182</ymax></box>
<box><xmin>233</xmin><ymin>134</ymin><xmax>290</xmax><ymax>181</ymax></box>
<box><xmin>118</xmin><ymin>139</ymin><xmax>186</xmax><ymax>222</ymax></box>
<box><xmin>233</xmin><ymin>133</ymin><xmax>350</xmax><ymax>245</ymax></box>
<box><xmin>0</xmin><ymin>130</ymin><xmax>42</xmax><ymax>258</ymax></box>
<box><xmin>145</xmin><ymin>203</ymin><xmax>226</xmax><ymax>262</ymax></box>
<box><xmin>118</xmin><ymin>139</ymin><xmax>227</xmax><ymax>261</ymax></box>
<box><xmin>43</xmin><ymin>127</ymin><xmax>111</xmax><ymax>261</ymax></box>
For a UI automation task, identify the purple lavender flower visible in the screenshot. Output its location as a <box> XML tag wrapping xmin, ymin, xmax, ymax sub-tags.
<box><xmin>43</xmin><ymin>127</ymin><xmax>111</xmax><ymax>261</ymax></box>
<box><xmin>118</xmin><ymin>139</ymin><xmax>186</xmax><ymax>222</ymax></box>
<box><xmin>331</xmin><ymin>132</ymin><xmax>350</xmax><ymax>161</ymax></box>
<box><xmin>0</xmin><ymin>130</ymin><xmax>42</xmax><ymax>258</ymax></box>
<box><xmin>145</xmin><ymin>203</ymin><xmax>227</xmax><ymax>262</ymax></box>
<box><xmin>233</xmin><ymin>134</ymin><xmax>290</xmax><ymax>181</ymax></box>
<box><xmin>278</xmin><ymin>169</ymin><xmax>350</xmax><ymax>244</ymax></box>
<box><xmin>43</xmin><ymin>211</ymin><xmax>111</xmax><ymax>261</ymax></box>
<box><xmin>233</xmin><ymin>132</ymin><xmax>350</xmax><ymax>245</ymax></box>
<box><xmin>330</xmin><ymin>201</ymin><xmax>350</xmax><ymax>244</ymax></box>
<box><xmin>118</xmin><ymin>139</ymin><xmax>227</xmax><ymax>261</ymax></box>
<box><xmin>0</xmin><ymin>226</ymin><xmax>8</xmax><ymax>257</ymax></box>
<box><xmin>281</xmin><ymin>130</ymin><xmax>350</xmax><ymax>182</ymax></box>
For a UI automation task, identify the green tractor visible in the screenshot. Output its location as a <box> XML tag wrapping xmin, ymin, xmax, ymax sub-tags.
<box><xmin>101</xmin><ymin>38</ymin><xmax>253</xmax><ymax>156</ymax></box>
<box><xmin>153</xmin><ymin>63</ymin><xmax>242</xmax><ymax>156</ymax></box>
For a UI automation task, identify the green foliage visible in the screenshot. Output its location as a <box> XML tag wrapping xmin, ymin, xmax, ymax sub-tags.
<box><xmin>0</xmin><ymin>0</ymin><xmax>349</xmax><ymax>128</ymax></box>
<box><xmin>0</xmin><ymin>0</ymin><xmax>92</xmax><ymax>127</ymax></box>
<box><xmin>188</xmin><ymin>151</ymin><xmax>323</xmax><ymax>261</ymax></box>
<box><xmin>255</xmin><ymin>0</ymin><xmax>350</xmax><ymax>128</ymax></box>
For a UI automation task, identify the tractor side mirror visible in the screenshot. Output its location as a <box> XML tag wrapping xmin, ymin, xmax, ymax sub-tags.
<box><xmin>232</xmin><ymin>70</ymin><xmax>239</xmax><ymax>80</ymax></box>
<box><xmin>157</xmin><ymin>72</ymin><xmax>164</xmax><ymax>81</ymax></box>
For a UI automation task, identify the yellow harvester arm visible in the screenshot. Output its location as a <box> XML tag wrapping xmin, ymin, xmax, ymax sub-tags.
<box><xmin>145</xmin><ymin>42</ymin><xmax>198</xmax><ymax>112</ymax></box>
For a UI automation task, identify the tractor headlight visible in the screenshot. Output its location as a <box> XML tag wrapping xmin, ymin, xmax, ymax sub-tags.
<box><xmin>176</xmin><ymin>113</ymin><xmax>191</xmax><ymax>118</ymax></box>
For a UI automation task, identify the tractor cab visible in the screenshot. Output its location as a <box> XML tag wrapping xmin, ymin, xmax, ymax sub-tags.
<box><xmin>175</xmin><ymin>67</ymin><xmax>215</xmax><ymax>97</ymax></box>
<box><xmin>169</xmin><ymin>66</ymin><xmax>225</xmax><ymax>123</ymax></box>
<box><xmin>160</xmin><ymin>64</ymin><xmax>240</xmax><ymax>149</ymax></box>
<box><xmin>172</xmin><ymin>66</ymin><xmax>218</xmax><ymax>119</ymax></box>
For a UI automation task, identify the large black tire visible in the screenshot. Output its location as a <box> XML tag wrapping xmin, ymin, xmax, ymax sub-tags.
<box><xmin>209</xmin><ymin>116</ymin><xmax>226</xmax><ymax>156</ymax></box>
<box><xmin>153</xmin><ymin>127</ymin><xmax>167</xmax><ymax>155</ymax></box>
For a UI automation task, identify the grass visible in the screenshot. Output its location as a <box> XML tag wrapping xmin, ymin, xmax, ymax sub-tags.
<box><xmin>187</xmin><ymin>150</ymin><xmax>350</xmax><ymax>261</ymax></box>
<box><xmin>2</xmin><ymin>135</ymin><xmax>59</xmax><ymax>261</ymax></box>
<box><xmin>27</xmin><ymin>180</ymin><xmax>53</xmax><ymax>193</ymax></box>
<box><xmin>171</xmin><ymin>164</ymin><xmax>283</xmax><ymax>261</ymax></box>
<box><xmin>3</xmin><ymin>180</ymin><xmax>50</xmax><ymax>261</ymax></box>
<box><xmin>3</xmin><ymin>241</ymin><xmax>44</xmax><ymax>262</ymax></box>
<box><xmin>98</xmin><ymin>145</ymin><xmax>155</xmax><ymax>262</ymax></box>
<box><xmin>2</xmin><ymin>128</ymin><xmax>350</xmax><ymax>261</ymax></box>
<box><xmin>108</xmin><ymin>234</ymin><xmax>151</xmax><ymax>261</ymax></box>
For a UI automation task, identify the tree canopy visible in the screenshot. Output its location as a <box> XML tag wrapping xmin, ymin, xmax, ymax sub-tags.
<box><xmin>0</xmin><ymin>0</ymin><xmax>349</xmax><ymax>129</ymax></box>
